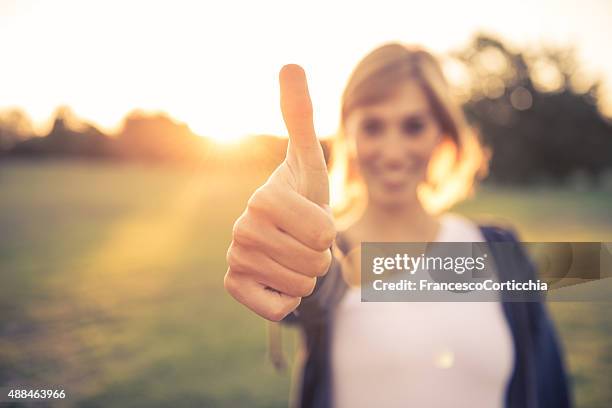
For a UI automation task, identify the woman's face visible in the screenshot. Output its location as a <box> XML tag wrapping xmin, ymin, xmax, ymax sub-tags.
<box><xmin>345</xmin><ymin>79</ymin><xmax>443</xmax><ymax>209</ymax></box>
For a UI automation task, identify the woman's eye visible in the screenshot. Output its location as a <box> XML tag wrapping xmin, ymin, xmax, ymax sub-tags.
<box><xmin>362</xmin><ymin>119</ymin><xmax>384</xmax><ymax>137</ymax></box>
<box><xmin>401</xmin><ymin>118</ymin><xmax>425</xmax><ymax>136</ymax></box>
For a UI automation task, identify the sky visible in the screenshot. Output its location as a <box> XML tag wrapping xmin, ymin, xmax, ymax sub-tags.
<box><xmin>1</xmin><ymin>0</ymin><xmax>611</xmax><ymax>142</ymax></box>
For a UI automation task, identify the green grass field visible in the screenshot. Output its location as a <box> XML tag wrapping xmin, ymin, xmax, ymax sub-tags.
<box><xmin>0</xmin><ymin>160</ymin><xmax>610</xmax><ymax>407</ymax></box>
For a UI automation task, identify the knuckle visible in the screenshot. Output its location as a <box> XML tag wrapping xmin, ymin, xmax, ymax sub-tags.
<box><xmin>313</xmin><ymin>221</ymin><xmax>336</xmax><ymax>251</ymax></box>
<box><xmin>247</xmin><ymin>185</ymin><xmax>273</xmax><ymax>214</ymax></box>
<box><xmin>226</xmin><ymin>244</ymin><xmax>247</xmax><ymax>272</ymax></box>
<box><xmin>292</xmin><ymin>103</ymin><xmax>313</xmax><ymax>117</ymax></box>
<box><xmin>291</xmin><ymin>107</ymin><xmax>314</xmax><ymax>125</ymax></box>
<box><xmin>223</xmin><ymin>270</ymin><xmax>240</xmax><ymax>298</ymax></box>
<box><xmin>225</xmin><ymin>244</ymin><xmax>233</xmax><ymax>266</ymax></box>
<box><xmin>232</xmin><ymin>214</ymin><xmax>252</xmax><ymax>246</ymax></box>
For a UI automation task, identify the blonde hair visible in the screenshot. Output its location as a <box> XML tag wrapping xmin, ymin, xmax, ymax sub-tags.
<box><xmin>329</xmin><ymin>43</ymin><xmax>488</xmax><ymax>226</ymax></box>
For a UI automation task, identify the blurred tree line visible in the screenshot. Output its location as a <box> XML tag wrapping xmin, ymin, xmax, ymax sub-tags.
<box><xmin>1</xmin><ymin>34</ymin><xmax>611</xmax><ymax>186</ymax></box>
<box><xmin>455</xmin><ymin>35</ymin><xmax>612</xmax><ymax>185</ymax></box>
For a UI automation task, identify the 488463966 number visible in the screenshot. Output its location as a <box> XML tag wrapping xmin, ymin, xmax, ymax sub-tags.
<box><xmin>7</xmin><ymin>389</ymin><xmax>66</xmax><ymax>399</ymax></box>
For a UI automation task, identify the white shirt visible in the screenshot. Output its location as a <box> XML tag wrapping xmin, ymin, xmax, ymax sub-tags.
<box><xmin>331</xmin><ymin>213</ymin><xmax>515</xmax><ymax>408</ymax></box>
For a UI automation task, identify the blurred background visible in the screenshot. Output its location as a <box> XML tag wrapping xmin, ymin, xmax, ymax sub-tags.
<box><xmin>0</xmin><ymin>0</ymin><xmax>611</xmax><ymax>407</ymax></box>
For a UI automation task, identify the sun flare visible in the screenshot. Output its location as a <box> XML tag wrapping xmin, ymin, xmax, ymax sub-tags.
<box><xmin>1</xmin><ymin>0</ymin><xmax>611</xmax><ymax>141</ymax></box>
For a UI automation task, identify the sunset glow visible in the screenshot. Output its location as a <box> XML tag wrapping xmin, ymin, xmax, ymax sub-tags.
<box><xmin>1</xmin><ymin>0</ymin><xmax>611</xmax><ymax>142</ymax></box>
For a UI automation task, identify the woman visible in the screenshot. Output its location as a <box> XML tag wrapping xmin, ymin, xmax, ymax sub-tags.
<box><xmin>224</xmin><ymin>43</ymin><xmax>571</xmax><ymax>408</ymax></box>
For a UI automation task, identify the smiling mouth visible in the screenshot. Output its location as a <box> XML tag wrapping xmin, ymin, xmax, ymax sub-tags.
<box><xmin>381</xmin><ymin>180</ymin><xmax>406</xmax><ymax>191</ymax></box>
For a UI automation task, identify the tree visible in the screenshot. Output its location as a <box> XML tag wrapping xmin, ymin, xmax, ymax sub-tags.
<box><xmin>453</xmin><ymin>34</ymin><xmax>612</xmax><ymax>184</ymax></box>
<box><xmin>0</xmin><ymin>109</ymin><xmax>33</xmax><ymax>152</ymax></box>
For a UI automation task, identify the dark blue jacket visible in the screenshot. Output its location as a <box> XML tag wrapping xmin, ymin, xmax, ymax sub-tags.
<box><xmin>282</xmin><ymin>225</ymin><xmax>572</xmax><ymax>408</ymax></box>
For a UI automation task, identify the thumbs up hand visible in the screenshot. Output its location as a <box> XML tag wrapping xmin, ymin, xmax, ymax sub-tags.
<box><xmin>224</xmin><ymin>65</ymin><xmax>336</xmax><ymax>321</ymax></box>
